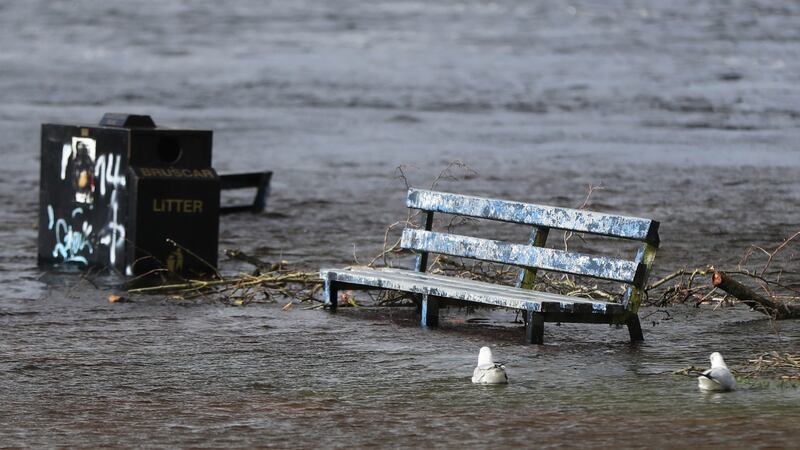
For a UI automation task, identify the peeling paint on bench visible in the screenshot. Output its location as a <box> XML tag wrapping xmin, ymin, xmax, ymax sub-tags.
<box><xmin>320</xmin><ymin>189</ymin><xmax>660</xmax><ymax>345</ymax></box>
<box><xmin>321</xmin><ymin>267</ymin><xmax>624</xmax><ymax>315</ymax></box>
<box><xmin>401</xmin><ymin>229</ymin><xmax>646</xmax><ymax>285</ymax></box>
<box><xmin>407</xmin><ymin>189</ymin><xmax>659</xmax><ymax>245</ymax></box>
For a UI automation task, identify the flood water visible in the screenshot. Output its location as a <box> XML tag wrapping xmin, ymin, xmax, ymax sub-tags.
<box><xmin>1</xmin><ymin>0</ymin><xmax>799</xmax><ymax>447</ymax></box>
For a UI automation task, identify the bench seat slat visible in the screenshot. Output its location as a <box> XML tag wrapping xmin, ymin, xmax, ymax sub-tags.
<box><xmin>321</xmin><ymin>267</ymin><xmax>625</xmax><ymax>315</ymax></box>
<box><xmin>407</xmin><ymin>189</ymin><xmax>659</xmax><ymax>245</ymax></box>
<box><xmin>401</xmin><ymin>229</ymin><xmax>645</xmax><ymax>285</ymax></box>
<box><xmin>330</xmin><ymin>267</ymin><xmax>601</xmax><ymax>305</ymax></box>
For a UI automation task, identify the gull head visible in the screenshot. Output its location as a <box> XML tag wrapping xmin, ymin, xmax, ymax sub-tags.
<box><xmin>477</xmin><ymin>346</ymin><xmax>494</xmax><ymax>369</ymax></box>
<box><xmin>710</xmin><ymin>352</ymin><xmax>727</xmax><ymax>369</ymax></box>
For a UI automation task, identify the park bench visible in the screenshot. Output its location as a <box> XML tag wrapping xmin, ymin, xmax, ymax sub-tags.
<box><xmin>319</xmin><ymin>188</ymin><xmax>660</xmax><ymax>344</ymax></box>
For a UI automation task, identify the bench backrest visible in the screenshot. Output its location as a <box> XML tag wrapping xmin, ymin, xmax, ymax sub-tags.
<box><xmin>401</xmin><ymin>189</ymin><xmax>660</xmax><ymax>312</ymax></box>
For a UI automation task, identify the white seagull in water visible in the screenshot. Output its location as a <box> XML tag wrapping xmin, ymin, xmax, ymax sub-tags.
<box><xmin>697</xmin><ymin>352</ymin><xmax>737</xmax><ymax>392</ymax></box>
<box><xmin>471</xmin><ymin>346</ymin><xmax>508</xmax><ymax>384</ymax></box>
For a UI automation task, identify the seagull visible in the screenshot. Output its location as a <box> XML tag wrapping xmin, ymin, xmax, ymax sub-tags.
<box><xmin>471</xmin><ymin>346</ymin><xmax>508</xmax><ymax>384</ymax></box>
<box><xmin>697</xmin><ymin>352</ymin><xmax>737</xmax><ymax>392</ymax></box>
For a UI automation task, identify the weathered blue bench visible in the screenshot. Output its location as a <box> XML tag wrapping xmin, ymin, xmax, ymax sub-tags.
<box><xmin>320</xmin><ymin>189</ymin><xmax>660</xmax><ymax>344</ymax></box>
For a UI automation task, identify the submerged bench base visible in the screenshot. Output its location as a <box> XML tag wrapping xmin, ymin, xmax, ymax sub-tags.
<box><xmin>321</xmin><ymin>267</ymin><xmax>644</xmax><ymax>344</ymax></box>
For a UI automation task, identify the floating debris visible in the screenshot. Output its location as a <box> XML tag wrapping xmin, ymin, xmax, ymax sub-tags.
<box><xmin>742</xmin><ymin>352</ymin><xmax>800</xmax><ymax>381</ymax></box>
<box><xmin>107</xmin><ymin>294</ymin><xmax>127</xmax><ymax>304</ymax></box>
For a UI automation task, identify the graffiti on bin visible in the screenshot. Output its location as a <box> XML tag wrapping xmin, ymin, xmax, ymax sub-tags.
<box><xmin>49</xmin><ymin>137</ymin><xmax>126</xmax><ymax>266</ymax></box>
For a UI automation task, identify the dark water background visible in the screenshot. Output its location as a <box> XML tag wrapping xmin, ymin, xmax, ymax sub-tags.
<box><xmin>1</xmin><ymin>0</ymin><xmax>799</xmax><ymax>447</ymax></box>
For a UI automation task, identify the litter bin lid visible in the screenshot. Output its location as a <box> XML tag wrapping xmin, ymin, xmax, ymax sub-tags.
<box><xmin>99</xmin><ymin>113</ymin><xmax>156</xmax><ymax>128</ymax></box>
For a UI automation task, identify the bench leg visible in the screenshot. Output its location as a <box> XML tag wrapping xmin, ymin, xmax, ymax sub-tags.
<box><xmin>324</xmin><ymin>280</ymin><xmax>338</xmax><ymax>312</ymax></box>
<box><xmin>627</xmin><ymin>314</ymin><xmax>644</xmax><ymax>342</ymax></box>
<box><xmin>420</xmin><ymin>295</ymin><xmax>439</xmax><ymax>327</ymax></box>
<box><xmin>525</xmin><ymin>311</ymin><xmax>544</xmax><ymax>345</ymax></box>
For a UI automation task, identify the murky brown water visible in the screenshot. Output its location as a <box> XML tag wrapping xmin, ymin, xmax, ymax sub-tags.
<box><xmin>1</xmin><ymin>0</ymin><xmax>799</xmax><ymax>447</ymax></box>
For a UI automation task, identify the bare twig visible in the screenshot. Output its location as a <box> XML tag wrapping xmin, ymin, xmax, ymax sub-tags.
<box><xmin>761</xmin><ymin>230</ymin><xmax>800</xmax><ymax>277</ymax></box>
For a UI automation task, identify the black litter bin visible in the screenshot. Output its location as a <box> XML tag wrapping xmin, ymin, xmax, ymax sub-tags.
<box><xmin>38</xmin><ymin>113</ymin><xmax>270</xmax><ymax>277</ymax></box>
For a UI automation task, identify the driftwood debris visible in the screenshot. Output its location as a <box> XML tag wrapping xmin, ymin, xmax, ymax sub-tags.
<box><xmin>711</xmin><ymin>271</ymin><xmax>800</xmax><ymax>320</ymax></box>
<box><xmin>745</xmin><ymin>352</ymin><xmax>800</xmax><ymax>381</ymax></box>
<box><xmin>124</xmin><ymin>253</ymin><xmax>323</xmax><ymax>306</ymax></box>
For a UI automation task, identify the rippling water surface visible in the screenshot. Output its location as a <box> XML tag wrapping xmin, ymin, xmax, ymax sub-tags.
<box><xmin>1</xmin><ymin>0</ymin><xmax>799</xmax><ymax>447</ymax></box>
